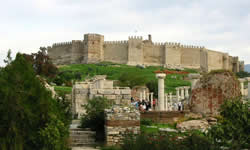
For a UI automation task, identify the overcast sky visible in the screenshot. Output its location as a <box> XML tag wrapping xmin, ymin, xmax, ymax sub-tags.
<box><xmin>0</xmin><ymin>0</ymin><xmax>250</xmax><ymax>66</ymax></box>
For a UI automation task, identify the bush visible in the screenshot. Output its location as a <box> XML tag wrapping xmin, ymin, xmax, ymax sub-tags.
<box><xmin>80</xmin><ymin>97</ymin><xmax>112</xmax><ymax>141</ymax></box>
<box><xmin>207</xmin><ymin>99</ymin><xmax>250</xmax><ymax>149</ymax></box>
<box><xmin>140</xmin><ymin>119</ymin><xmax>153</xmax><ymax>126</ymax></box>
<box><xmin>121</xmin><ymin>132</ymin><xmax>217</xmax><ymax>150</ymax></box>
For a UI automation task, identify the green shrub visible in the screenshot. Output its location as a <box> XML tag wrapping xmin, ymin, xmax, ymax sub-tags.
<box><xmin>121</xmin><ymin>132</ymin><xmax>217</xmax><ymax>150</ymax></box>
<box><xmin>80</xmin><ymin>97</ymin><xmax>112</xmax><ymax>141</ymax></box>
<box><xmin>208</xmin><ymin>99</ymin><xmax>250</xmax><ymax>149</ymax></box>
<box><xmin>140</xmin><ymin>119</ymin><xmax>153</xmax><ymax>126</ymax></box>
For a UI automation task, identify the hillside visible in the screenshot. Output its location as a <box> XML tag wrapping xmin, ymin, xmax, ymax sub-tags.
<box><xmin>245</xmin><ymin>64</ymin><xmax>250</xmax><ymax>72</ymax></box>
<box><xmin>55</xmin><ymin>62</ymin><xmax>197</xmax><ymax>94</ymax></box>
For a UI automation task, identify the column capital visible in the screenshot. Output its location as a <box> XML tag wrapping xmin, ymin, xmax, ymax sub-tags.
<box><xmin>156</xmin><ymin>73</ymin><xmax>166</xmax><ymax>79</ymax></box>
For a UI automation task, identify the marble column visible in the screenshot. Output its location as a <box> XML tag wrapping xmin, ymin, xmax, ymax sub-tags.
<box><xmin>139</xmin><ymin>92</ymin><xmax>142</xmax><ymax>102</ymax></box>
<box><xmin>165</xmin><ymin>94</ymin><xmax>168</xmax><ymax>111</ymax></box>
<box><xmin>176</xmin><ymin>87</ymin><xmax>180</xmax><ymax>102</ymax></box>
<box><xmin>247</xmin><ymin>77</ymin><xmax>250</xmax><ymax>99</ymax></box>
<box><xmin>238</xmin><ymin>79</ymin><xmax>245</xmax><ymax>96</ymax></box>
<box><xmin>150</xmin><ymin>92</ymin><xmax>154</xmax><ymax>101</ymax></box>
<box><xmin>143</xmin><ymin>90</ymin><xmax>146</xmax><ymax>100</ymax></box>
<box><xmin>156</xmin><ymin>73</ymin><xmax>166</xmax><ymax>111</ymax></box>
<box><xmin>181</xmin><ymin>87</ymin><xmax>185</xmax><ymax>100</ymax></box>
<box><xmin>147</xmin><ymin>92</ymin><xmax>150</xmax><ymax>101</ymax></box>
<box><xmin>169</xmin><ymin>92</ymin><xmax>172</xmax><ymax>102</ymax></box>
<box><xmin>184</xmin><ymin>86</ymin><xmax>190</xmax><ymax>98</ymax></box>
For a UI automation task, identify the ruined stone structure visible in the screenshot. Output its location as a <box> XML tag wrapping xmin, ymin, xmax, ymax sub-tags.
<box><xmin>48</xmin><ymin>33</ymin><xmax>244</xmax><ymax>72</ymax></box>
<box><xmin>190</xmin><ymin>71</ymin><xmax>241</xmax><ymax>115</ymax></box>
<box><xmin>72</xmin><ymin>75</ymin><xmax>131</xmax><ymax>118</ymax></box>
<box><xmin>105</xmin><ymin>105</ymin><xmax>140</xmax><ymax>146</ymax></box>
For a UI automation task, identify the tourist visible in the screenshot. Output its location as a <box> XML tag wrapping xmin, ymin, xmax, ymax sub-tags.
<box><xmin>153</xmin><ymin>99</ymin><xmax>156</xmax><ymax>110</ymax></box>
<box><xmin>178</xmin><ymin>101</ymin><xmax>182</xmax><ymax>111</ymax></box>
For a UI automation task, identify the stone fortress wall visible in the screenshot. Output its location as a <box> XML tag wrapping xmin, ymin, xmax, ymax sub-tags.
<box><xmin>48</xmin><ymin>33</ymin><xmax>244</xmax><ymax>72</ymax></box>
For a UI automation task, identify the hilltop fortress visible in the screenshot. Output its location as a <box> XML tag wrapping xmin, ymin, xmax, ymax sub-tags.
<box><xmin>48</xmin><ymin>33</ymin><xmax>244</xmax><ymax>72</ymax></box>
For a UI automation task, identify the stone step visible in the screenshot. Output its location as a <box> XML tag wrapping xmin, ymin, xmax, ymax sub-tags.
<box><xmin>69</xmin><ymin>128</ymin><xmax>96</xmax><ymax>147</ymax></box>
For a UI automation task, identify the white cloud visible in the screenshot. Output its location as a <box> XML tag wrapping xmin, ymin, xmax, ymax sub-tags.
<box><xmin>0</xmin><ymin>0</ymin><xmax>249</xmax><ymax>66</ymax></box>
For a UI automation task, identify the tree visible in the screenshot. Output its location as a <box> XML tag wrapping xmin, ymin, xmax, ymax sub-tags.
<box><xmin>0</xmin><ymin>53</ymin><xmax>71</xmax><ymax>150</ymax></box>
<box><xmin>3</xmin><ymin>49</ymin><xmax>12</xmax><ymax>65</ymax></box>
<box><xmin>22</xmin><ymin>47</ymin><xmax>58</xmax><ymax>78</ymax></box>
<box><xmin>208</xmin><ymin>99</ymin><xmax>250</xmax><ymax>149</ymax></box>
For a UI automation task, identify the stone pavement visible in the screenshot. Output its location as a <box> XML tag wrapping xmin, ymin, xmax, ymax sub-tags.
<box><xmin>72</xmin><ymin>146</ymin><xmax>100</xmax><ymax>150</ymax></box>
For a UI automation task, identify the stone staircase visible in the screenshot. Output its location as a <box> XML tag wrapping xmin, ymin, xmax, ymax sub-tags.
<box><xmin>70</xmin><ymin>120</ymin><xmax>96</xmax><ymax>147</ymax></box>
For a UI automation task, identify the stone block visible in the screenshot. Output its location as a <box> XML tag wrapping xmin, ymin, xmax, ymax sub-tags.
<box><xmin>98</xmin><ymin>89</ymin><xmax>115</xmax><ymax>95</ymax></box>
<box><xmin>94</xmin><ymin>94</ymin><xmax>103</xmax><ymax>98</ymax></box>
<box><xmin>75</xmin><ymin>94</ymin><xmax>88</xmax><ymax>99</ymax></box>
<box><xmin>114</xmin><ymin>99</ymin><xmax>121</xmax><ymax>105</ymax></box>
<box><xmin>116</xmin><ymin>95</ymin><xmax>122</xmax><ymax>100</ymax></box>
<box><xmin>89</xmin><ymin>89</ymin><xmax>97</xmax><ymax>94</ymax></box>
<box><xmin>123</xmin><ymin>94</ymin><xmax>131</xmax><ymax>99</ymax></box>
<box><xmin>80</xmin><ymin>89</ymin><xmax>89</xmax><ymax>94</ymax></box>
<box><xmin>104</xmin><ymin>95</ymin><xmax>116</xmax><ymax>100</ymax></box>
<box><xmin>121</xmin><ymin>89</ymin><xmax>131</xmax><ymax>95</ymax></box>
<box><xmin>108</xmin><ymin>131</ymin><xmax>119</xmax><ymax>135</ymax></box>
<box><xmin>114</xmin><ymin>89</ymin><xmax>120</xmax><ymax>95</ymax></box>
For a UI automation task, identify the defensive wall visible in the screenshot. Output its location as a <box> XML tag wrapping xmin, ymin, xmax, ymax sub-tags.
<box><xmin>47</xmin><ymin>33</ymin><xmax>244</xmax><ymax>72</ymax></box>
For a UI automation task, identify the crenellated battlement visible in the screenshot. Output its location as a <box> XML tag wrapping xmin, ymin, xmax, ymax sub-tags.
<box><xmin>128</xmin><ymin>36</ymin><xmax>143</xmax><ymax>40</ymax></box>
<box><xmin>180</xmin><ymin>44</ymin><xmax>205</xmax><ymax>49</ymax></box>
<box><xmin>104</xmin><ymin>40</ymin><xmax>128</xmax><ymax>45</ymax></box>
<box><xmin>165</xmin><ymin>42</ymin><xmax>181</xmax><ymax>47</ymax></box>
<box><xmin>152</xmin><ymin>42</ymin><xmax>165</xmax><ymax>46</ymax></box>
<box><xmin>52</xmin><ymin>41</ymin><xmax>72</xmax><ymax>47</ymax></box>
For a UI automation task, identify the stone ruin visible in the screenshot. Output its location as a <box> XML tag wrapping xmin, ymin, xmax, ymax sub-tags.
<box><xmin>104</xmin><ymin>105</ymin><xmax>140</xmax><ymax>146</ymax></box>
<box><xmin>190</xmin><ymin>71</ymin><xmax>241</xmax><ymax>115</ymax></box>
<box><xmin>71</xmin><ymin>75</ymin><xmax>131</xmax><ymax>118</ymax></box>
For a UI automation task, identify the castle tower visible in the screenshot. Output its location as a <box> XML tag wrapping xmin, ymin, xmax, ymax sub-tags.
<box><xmin>222</xmin><ymin>53</ymin><xmax>229</xmax><ymax>70</ymax></box>
<box><xmin>127</xmin><ymin>36</ymin><xmax>143</xmax><ymax>65</ymax></box>
<box><xmin>83</xmin><ymin>33</ymin><xmax>104</xmax><ymax>64</ymax></box>
<box><xmin>200</xmin><ymin>48</ymin><xmax>208</xmax><ymax>72</ymax></box>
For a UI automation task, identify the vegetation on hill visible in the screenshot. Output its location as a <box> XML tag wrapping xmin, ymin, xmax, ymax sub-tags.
<box><xmin>0</xmin><ymin>53</ymin><xmax>71</xmax><ymax>150</ymax></box>
<box><xmin>57</xmin><ymin>63</ymin><xmax>197</xmax><ymax>95</ymax></box>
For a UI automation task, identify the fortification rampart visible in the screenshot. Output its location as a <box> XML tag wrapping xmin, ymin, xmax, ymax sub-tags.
<box><xmin>47</xmin><ymin>33</ymin><xmax>244</xmax><ymax>73</ymax></box>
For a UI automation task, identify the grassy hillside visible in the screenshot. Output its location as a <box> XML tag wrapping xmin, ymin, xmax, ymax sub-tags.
<box><xmin>56</xmin><ymin>62</ymin><xmax>197</xmax><ymax>94</ymax></box>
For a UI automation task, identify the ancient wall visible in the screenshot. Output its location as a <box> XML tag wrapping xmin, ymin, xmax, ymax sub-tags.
<box><xmin>140</xmin><ymin>111</ymin><xmax>188</xmax><ymax>124</ymax></box>
<box><xmin>181</xmin><ymin>46</ymin><xmax>201</xmax><ymax>69</ymax></box>
<box><xmin>207</xmin><ymin>49</ymin><xmax>224</xmax><ymax>72</ymax></box>
<box><xmin>143</xmin><ymin>42</ymin><xmax>165</xmax><ymax>65</ymax></box>
<box><xmin>103</xmin><ymin>41</ymin><xmax>128</xmax><ymax>64</ymax></box>
<box><xmin>72</xmin><ymin>76</ymin><xmax>132</xmax><ymax>118</ymax></box>
<box><xmin>48</xmin><ymin>33</ymin><xmax>244</xmax><ymax>73</ymax></box>
<box><xmin>127</xmin><ymin>36</ymin><xmax>144</xmax><ymax>65</ymax></box>
<box><xmin>164</xmin><ymin>43</ymin><xmax>181</xmax><ymax>65</ymax></box>
<box><xmin>190</xmin><ymin>71</ymin><xmax>241</xmax><ymax>115</ymax></box>
<box><xmin>48</xmin><ymin>42</ymin><xmax>72</xmax><ymax>65</ymax></box>
<box><xmin>71</xmin><ymin>40</ymin><xmax>85</xmax><ymax>64</ymax></box>
<box><xmin>105</xmin><ymin>106</ymin><xmax>140</xmax><ymax>146</ymax></box>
